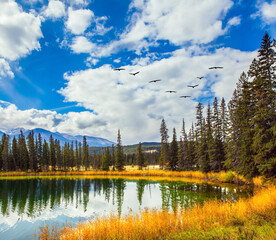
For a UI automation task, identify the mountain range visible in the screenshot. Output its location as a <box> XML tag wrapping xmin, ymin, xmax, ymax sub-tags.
<box><xmin>0</xmin><ymin>128</ymin><xmax>115</xmax><ymax>147</ymax></box>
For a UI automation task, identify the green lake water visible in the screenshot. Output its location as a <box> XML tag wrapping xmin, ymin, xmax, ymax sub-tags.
<box><xmin>0</xmin><ymin>177</ymin><xmax>253</xmax><ymax>240</ymax></box>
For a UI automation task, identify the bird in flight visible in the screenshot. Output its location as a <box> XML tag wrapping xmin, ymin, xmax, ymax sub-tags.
<box><xmin>113</xmin><ymin>68</ymin><xmax>125</xmax><ymax>71</ymax></box>
<box><xmin>209</xmin><ymin>66</ymin><xmax>223</xmax><ymax>69</ymax></box>
<box><xmin>197</xmin><ymin>76</ymin><xmax>204</xmax><ymax>79</ymax></box>
<box><xmin>129</xmin><ymin>71</ymin><xmax>140</xmax><ymax>76</ymax></box>
<box><xmin>166</xmin><ymin>91</ymin><xmax>177</xmax><ymax>93</ymax></box>
<box><xmin>180</xmin><ymin>95</ymin><xmax>191</xmax><ymax>98</ymax></box>
<box><xmin>149</xmin><ymin>79</ymin><xmax>161</xmax><ymax>83</ymax></box>
<box><xmin>187</xmin><ymin>84</ymin><xmax>199</xmax><ymax>88</ymax></box>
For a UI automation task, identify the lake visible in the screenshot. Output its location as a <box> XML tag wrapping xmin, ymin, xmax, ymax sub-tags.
<box><xmin>0</xmin><ymin>177</ymin><xmax>253</xmax><ymax>240</ymax></box>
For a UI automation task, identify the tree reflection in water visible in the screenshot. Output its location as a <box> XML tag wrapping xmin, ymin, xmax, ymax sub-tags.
<box><xmin>0</xmin><ymin>178</ymin><xmax>253</xmax><ymax>218</ymax></box>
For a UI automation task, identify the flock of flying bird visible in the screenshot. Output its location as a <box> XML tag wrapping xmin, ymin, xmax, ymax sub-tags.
<box><xmin>113</xmin><ymin>66</ymin><xmax>223</xmax><ymax>99</ymax></box>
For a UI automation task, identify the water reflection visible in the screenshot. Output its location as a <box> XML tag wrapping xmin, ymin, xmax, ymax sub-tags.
<box><xmin>0</xmin><ymin>178</ymin><xmax>253</xmax><ymax>240</ymax></box>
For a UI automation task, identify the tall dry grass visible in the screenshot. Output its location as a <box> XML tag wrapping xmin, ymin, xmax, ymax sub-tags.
<box><xmin>0</xmin><ymin>170</ymin><xmax>249</xmax><ymax>184</ymax></box>
<box><xmin>36</xmin><ymin>186</ymin><xmax>276</xmax><ymax>240</ymax></box>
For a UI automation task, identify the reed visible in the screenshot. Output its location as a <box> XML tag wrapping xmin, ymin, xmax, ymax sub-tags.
<box><xmin>36</xmin><ymin>186</ymin><xmax>276</xmax><ymax>240</ymax></box>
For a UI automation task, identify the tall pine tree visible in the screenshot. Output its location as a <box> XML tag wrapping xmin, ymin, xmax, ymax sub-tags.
<box><xmin>160</xmin><ymin>119</ymin><xmax>169</xmax><ymax>169</ymax></box>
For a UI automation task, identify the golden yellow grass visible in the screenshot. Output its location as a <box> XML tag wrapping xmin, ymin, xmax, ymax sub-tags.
<box><xmin>0</xmin><ymin>169</ymin><xmax>269</xmax><ymax>187</ymax></box>
<box><xmin>36</xmin><ymin>186</ymin><xmax>276</xmax><ymax>240</ymax></box>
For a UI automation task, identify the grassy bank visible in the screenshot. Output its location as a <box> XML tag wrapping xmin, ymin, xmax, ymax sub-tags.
<box><xmin>0</xmin><ymin>169</ymin><xmax>254</xmax><ymax>185</ymax></box>
<box><xmin>36</xmin><ymin>186</ymin><xmax>276</xmax><ymax>240</ymax></box>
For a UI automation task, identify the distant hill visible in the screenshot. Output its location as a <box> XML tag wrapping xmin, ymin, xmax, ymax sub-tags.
<box><xmin>0</xmin><ymin>128</ymin><xmax>115</xmax><ymax>147</ymax></box>
<box><xmin>89</xmin><ymin>142</ymin><xmax>161</xmax><ymax>155</ymax></box>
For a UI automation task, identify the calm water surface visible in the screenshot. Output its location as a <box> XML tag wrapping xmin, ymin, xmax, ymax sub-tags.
<box><xmin>0</xmin><ymin>177</ymin><xmax>253</xmax><ymax>240</ymax></box>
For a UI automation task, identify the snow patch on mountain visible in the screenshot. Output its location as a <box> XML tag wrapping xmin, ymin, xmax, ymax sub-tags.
<box><xmin>0</xmin><ymin>128</ymin><xmax>114</xmax><ymax>147</ymax></box>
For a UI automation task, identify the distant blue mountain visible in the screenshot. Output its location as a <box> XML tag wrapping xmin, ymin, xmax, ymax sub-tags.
<box><xmin>0</xmin><ymin>128</ymin><xmax>115</xmax><ymax>147</ymax></box>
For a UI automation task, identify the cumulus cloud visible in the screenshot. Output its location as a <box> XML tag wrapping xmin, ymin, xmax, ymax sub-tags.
<box><xmin>125</xmin><ymin>0</ymin><xmax>234</xmax><ymax>45</ymax></box>
<box><xmin>66</xmin><ymin>7</ymin><xmax>94</xmax><ymax>34</ymax></box>
<box><xmin>71</xmin><ymin>0</ymin><xmax>238</xmax><ymax>58</ymax></box>
<box><xmin>259</xmin><ymin>0</ymin><xmax>276</xmax><ymax>23</ymax></box>
<box><xmin>0</xmin><ymin>0</ymin><xmax>42</xmax><ymax>60</ymax></box>
<box><xmin>0</xmin><ymin>101</ymin><xmax>111</xmax><ymax>139</ymax></box>
<box><xmin>70</xmin><ymin>36</ymin><xmax>96</xmax><ymax>53</ymax></box>
<box><xmin>43</xmin><ymin>0</ymin><xmax>66</xmax><ymax>19</ymax></box>
<box><xmin>58</xmin><ymin>47</ymin><xmax>256</xmax><ymax>143</ymax></box>
<box><xmin>0</xmin><ymin>59</ymin><xmax>14</xmax><ymax>80</ymax></box>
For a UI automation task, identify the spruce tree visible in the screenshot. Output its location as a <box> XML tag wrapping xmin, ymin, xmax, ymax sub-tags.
<box><xmin>37</xmin><ymin>133</ymin><xmax>43</xmax><ymax>171</ymax></box>
<box><xmin>220</xmin><ymin>98</ymin><xmax>229</xmax><ymax>143</ymax></box>
<box><xmin>199</xmin><ymin>119</ymin><xmax>210</xmax><ymax>173</ymax></box>
<box><xmin>83</xmin><ymin>136</ymin><xmax>89</xmax><ymax>171</ymax></box>
<box><xmin>209</xmin><ymin>97</ymin><xmax>224</xmax><ymax>171</ymax></box>
<box><xmin>185</xmin><ymin>124</ymin><xmax>195</xmax><ymax>170</ymax></box>
<box><xmin>248</xmin><ymin>33</ymin><xmax>276</xmax><ymax>178</ymax></box>
<box><xmin>111</xmin><ymin>144</ymin><xmax>115</xmax><ymax>170</ymax></box>
<box><xmin>160</xmin><ymin>119</ymin><xmax>169</xmax><ymax>169</ymax></box>
<box><xmin>238</xmin><ymin>73</ymin><xmax>256</xmax><ymax>177</ymax></box>
<box><xmin>70</xmin><ymin>141</ymin><xmax>75</xmax><ymax>169</ymax></box>
<box><xmin>27</xmin><ymin>131</ymin><xmax>36</xmax><ymax>171</ymax></box>
<box><xmin>195</xmin><ymin>103</ymin><xmax>204</xmax><ymax>167</ymax></box>
<box><xmin>102</xmin><ymin>147</ymin><xmax>111</xmax><ymax>171</ymax></box>
<box><xmin>55</xmin><ymin>140</ymin><xmax>62</xmax><ymax>170</ymax></box>
<box><xmin>177</xmin><ymin>137</ymin><xmax>184</xmax><ymax>170</ymax></box>
<box><xmin>75</xmin><ymin>141</ymin><xmax>80</xmax><ymax>171</ymax></box>
<box><xmin>169</xmin><ymin>128</ymin><xmax>178</xmax><ymax>170</ymax></box>
<box><xmin>115</xmin><ymin>129</ymin><xmax>125</xmax><ymax>171</ymax></box>
<box><xmin>1</xmin><ymin>134</ymin><xmax>9</xmax><ymax>171</ymax></box>
<box><xmin>136</xmin><ymin>142</ymin><xmax>144</xmax><ymax>170</ymax></box>
<box><xmin>63</xmin><ymin>142</ymin><xmax>69</xmax><ymax>171</ymax></box>
<box><xmin>18</xmin><ymin>131</ymin><xmax>29</xmax><ymax>171</ymax></box>
<box><xmin>78</xmin><ymin>142</ymin><xmax>82</xmax><ymax>169</ymax></box>
<box><xmin>42</xmin><ymin>140</ymin><xmax>49</xmax><ymax>171</ymax></box>
<box><xmin>49</xmin><ymin>135</ymin><xmax>56</xmax><ymax>171</ymax></box>
<box><xmin>178</xmin><ymin>119</ymin><xmax>188</xmax><ymax>170</ymax></box>
<box><xmin>12</xmin><ymin>136</ymin><xmax>19</xmax><ymax>171</ymax></box>
<box><xmin>226</xmin><ymin>89</ymin><xmax>240</xmax><ymax>170</ymax></box>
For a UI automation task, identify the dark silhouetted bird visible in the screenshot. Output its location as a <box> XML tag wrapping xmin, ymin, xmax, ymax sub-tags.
<box><xmin>129</xmin><ymin>71</ymin><xmax>140</xmax><ymax>76</ymax></box>
<box><xmin>187</xmin><ymin>84</ymin><xmax>199</xmax><ymax>88</ymax></box>
<box><xmin>197</xmin><ymin>76</ymin><xmax>204</xmax><ymax>79</ymax></box>
<box><xmin>209</xmin><ymin>66</ymin><xmax>223</xmax><ymax>69</ymax></box>
<box><xmin>113</xmin><ymin>68</ymin><xmax>125</xmax><ymax>71</ymax></box>
<box><xmin>149</xmin><ymin>79</ymin><xmax>161</xmax><ymax>83</ymax></box>
<box><xmin>180</xmin><ymin>96</ymin><xmax>191</xmax><ymax>98</ymax></box>
<box><xmin>166</xmin><ymin>91</ymin><xmax>177</xmax><ymax>93</ymax></box>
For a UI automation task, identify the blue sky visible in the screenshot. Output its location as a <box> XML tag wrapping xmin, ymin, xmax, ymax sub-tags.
<box><xmin>0</xmin><ymin>0</ymin><xmax>275</xmax><ymax>144</ymax></box>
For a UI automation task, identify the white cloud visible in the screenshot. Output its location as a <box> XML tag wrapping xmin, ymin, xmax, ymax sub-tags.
<box><xmin>67</xmin><ymin>0</ymin><xmax>91</xmax><ymax>7</ymax></box>
<box><xmin>0</xmin><ymin>101</ymin><xmax>110</xmax><ymax>139</ymax></box>
<box><xmin>259</xmin><ymin>0</ymin><xmax>276</xmax><ymax>23</ymax></box>
<box><xmin>66</xmin><ymin>7</ymin><xmax>94</xmax><ymax>35</ymax></box>
<box><xmin>58</xmin><ymin>47</ymin><xmax>256</xmax><ymax>143</ymax></box>
<box><xmin>0</xmin><ymin>59</ymin><xmax>14</xmax><ymax>80</ymax></box>
<box><xmin>85</xmin><ymin>56</ymin><xmax>99</xmax><ymax>67</ymax></box>
<box><xmin>88</xmin><ymin>16</ymin><xmax>113</xmax><ymax>36</ymax></box>
<box><xmin>71</xmin><ymin>36</ymin><xmax>96</xmax><ymax>53</ymax></box>
<box><xmin>0</xmin><ymin>0</ymin><xmax>43</xmax><ymax>61</ymax></box>
<box><xmin>125</xmin><ymin>0</ymin><xmax>234</xmax><ymax>45</ymax></box>
<box><xmin>227</xmin><ymin>16</ymin><xmax>241</xmax><ymax>26</ymax></box>
<box><xmin>76</xmin><ymin>0</ymin><xmax>237</xmax><ymax>58</ymax></box>
<box><xmin>43</xmin><ymin>0</ymin><xmax>66</xmax><ymax>19</ymax></box>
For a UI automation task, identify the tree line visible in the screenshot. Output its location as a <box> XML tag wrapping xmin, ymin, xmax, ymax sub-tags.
<box><xmin>160</xmin><ymin>33</ymin><xmax>275</xmax><ymax>179</ymax></box>
<box><xmin>0</xmin><ymin>129</ymin><xmax>126</xmax><ymax>172</ymax></box>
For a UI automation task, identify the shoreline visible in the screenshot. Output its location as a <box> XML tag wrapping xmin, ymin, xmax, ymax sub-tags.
<box><xmin>0</xmin><ymin>169</ymin><xmax>266</xmax><ymax>186</ymax></box>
